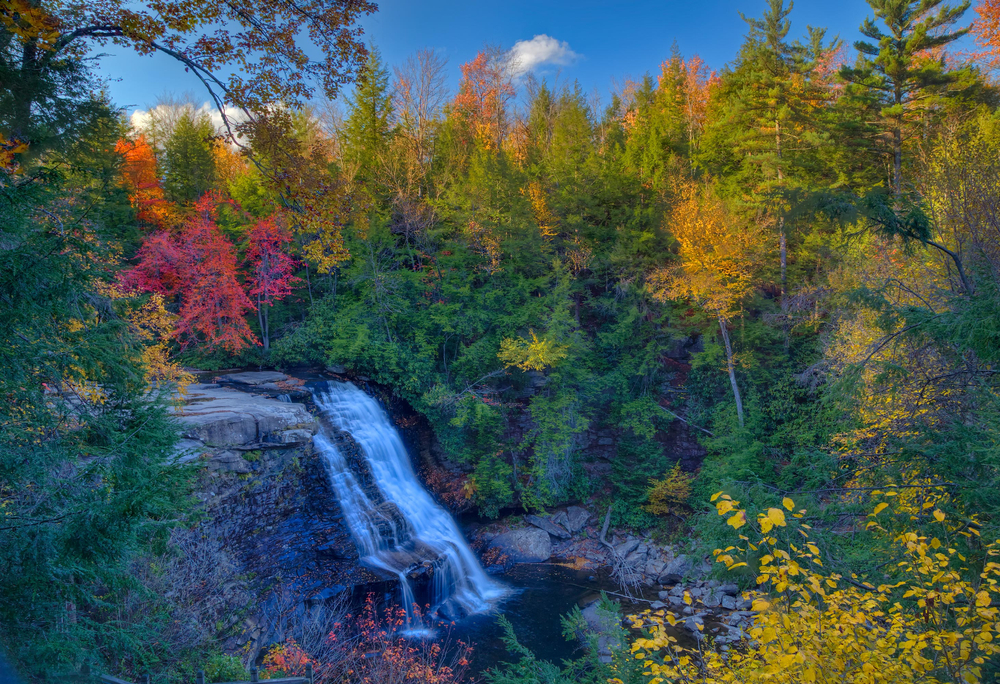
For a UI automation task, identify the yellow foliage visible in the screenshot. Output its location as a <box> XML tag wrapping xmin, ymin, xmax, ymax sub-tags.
<box><xmin>1</xmin><ymin>0</ymin><xmax>59</xmax><ymax>50</ymax></box>
<box><xmin>523</xmin><ymin>180</ymin><xmax>559</xmax><ymax>240</ymax></box>
<box><xmin>96</xmin><ymin>282</ymin><xmax>193</xmax><ymax>390</ymax></box>
<box><xmin>627</xmin><ymin>494</ymin><xmax>1000</xmax><ymax>683</ymax></box>
<box><xmin>644</xmin><ymin>463</ymin><xmax>693</xmax><ymax>516</ymax></box>
<box><xmin>650</xmin><ymin>183</ymin><xmax>770</xmax><ymax>319</ymax></box>
<box><xmin>497</xmin><ymin>329</ymin><xmax>568</xmax><ymax>371</ymax></box>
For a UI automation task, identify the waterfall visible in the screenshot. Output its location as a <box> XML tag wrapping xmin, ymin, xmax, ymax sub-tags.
<box><xmin>312</xmin><ymin>381</ymin><xmax>505</xmax><ymax>627</ymax></box>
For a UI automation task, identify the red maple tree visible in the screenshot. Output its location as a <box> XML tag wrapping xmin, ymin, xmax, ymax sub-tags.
<box><xmin>245</xmin><ymin>214</ymin><xmax>300</xmax><ymax>349</ymax></box>
<box><xmin>125</xmin><ymin>193</ymin><xmax>258</xmax><ymax>353</ymax></box>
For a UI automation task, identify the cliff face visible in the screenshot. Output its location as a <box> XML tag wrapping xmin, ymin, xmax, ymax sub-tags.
<box><xmin>170</xmin><ymin>375</ymin><xmax>377</xmax><ymax>655</ymax></box>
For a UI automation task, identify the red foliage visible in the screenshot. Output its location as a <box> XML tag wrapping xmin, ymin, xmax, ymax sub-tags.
<box><xmin>245</xmin><ymin>214</ymin><xmax>300</xmax><ymax>306</ymax></box>
<box><xmin>125</xmin><ymin>193</ymin><xmax>258</xmax><ymax>353</ymax></box>
<box><xmin>115</xmin><ymin>135</ymin><xmax>174</xmax><ymax>228</ymax></box>
<box><xmin>268</xmin><ymin>595</ymin><xmax>473</xmax><ymax>684</ymax></box>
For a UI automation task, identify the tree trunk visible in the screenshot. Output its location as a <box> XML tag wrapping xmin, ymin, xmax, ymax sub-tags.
<box><xmin>262</xmin><ymin>305</ymin><xmax>270</xmax><ymax>351</ymax></box>
<box><xmin>779</xmin><ymin>219</ymin><xmax>787</xmax><ymax>299</ymax></box>
<box><xmin>719</xmin><ymin>316</ymin><xmax>745</xmax><ymax>428</ymax></box>
<box><xmin>893</xmin><ymin>125</ymin><xmax>903</xmax><ymax>197</ymax></box>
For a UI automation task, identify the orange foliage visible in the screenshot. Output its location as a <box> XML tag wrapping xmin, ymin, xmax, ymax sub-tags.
<box><xmin>973</xmin><ymin>0</ymin><xmax>1000</xmax><ymax>67</ymax></box>
<box><xmin>262</xmin><ymin>639</ymin><xmax>314</xmax><ymax>679</ymax></box>
<box><xmin>115</xmin><ymin>135</ymin><xmax>175</xmax><ymax>228</ymax></box>
<box><xmin>454</xmin><ymin>49</ymin><xmax>516</xmax><ymax>150</ymax></box>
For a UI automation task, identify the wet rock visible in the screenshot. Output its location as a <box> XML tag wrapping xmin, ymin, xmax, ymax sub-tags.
<box><xmin>565</xmin><ymin>506</ymin><xmax>591</xmax><ymax>533</ymax></box>
<box><xmin>279</xmin><ymin>428</ymin><xmax>314</xmax><ymax>444</ymax></box>
<box><xmin>325</xmin><ymin>364</ymin><xmax>347</xmax><ymax>374</ymax></box>
<box><xmin>702</xmin><ymin>590</ymin><xmax>721</xmax><ymax>609</ymax></box>
<box><xmin>487</xmin><ymin>527</ymin><xmax>552</xmax><ymax>563</ymax></box>
<box><xmin>216</xmin><ymin>371</ymin><xmax>289</xmax><ymax>385</ymax></box>
<box><xmin>525</xmin><ymin>514</ymin><xmax>571</xmax><ymax>540</ymax></box>
<box><xmin>721</xmin><ymin>595</ymin><xmax>737</xmax><ymax>610</ymax></box>
<box><xmin>658</xmin><ymin>554</ymin><xmax>694</xmax><ymax>584</ymax></box>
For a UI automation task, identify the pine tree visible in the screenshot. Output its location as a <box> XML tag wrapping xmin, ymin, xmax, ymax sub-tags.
<box><xmin>342</xmin><ymin>46</ymin><xmax>393</xmax><ymax>189</ymax></box>
<box><xmin>701</xmin><ymin>0</ymin><xmax>840</xmax><ymax>298</ymax></box>
<box><xmin>162</xmin><ymin>107</ymin><xmax>217</xmax><ymax>203</ymax></box>
<box><xmin>841</xmin><ymin>0</ymin><xmax>971</xmax><ymax>197</ymax></box>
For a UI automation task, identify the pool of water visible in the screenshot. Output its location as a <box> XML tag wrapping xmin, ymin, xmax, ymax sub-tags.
<box><xmin>444</xmin><ymin>563</ymin><xmax>631</xmax><ymax>677</ymax></box>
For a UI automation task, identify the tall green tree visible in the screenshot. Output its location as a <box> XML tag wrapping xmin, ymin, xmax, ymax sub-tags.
<box><xmin>163</xmin><ymin>108</ymin><xmax>217</xmax><ymax>203</ymax></box>
<box><xmin>841</xmin><ymin>0</ymin><xmax>971</xmax><ymax>197</ymax></box>
<box><xmin>342</xmin><ymin>46</ymin><xmax>393</xmax><ymax>190</ymax></box>
<box><xmin>701</xmin><ymin>0</ymin><xmax>839</xmax><ymax>298</ymax></box>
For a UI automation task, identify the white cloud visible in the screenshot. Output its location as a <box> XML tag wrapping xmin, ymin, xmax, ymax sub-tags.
<box><xmin>509</xmin><ymin>35</ymin><xmax>581</xmax><ymax>76</ymax></box>
<box><xmin>130</xmin><ymin>101</ymin><xmax>248</xmax><ymax>143</ymax></box>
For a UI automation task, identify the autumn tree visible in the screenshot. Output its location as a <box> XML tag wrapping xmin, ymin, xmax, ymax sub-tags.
<box><xmin>454</xmin><ymin>46</ymin><xmax>517</xmax><ymax>152</ymax></box>
<box><xmin>127</xmin><ymin>194</ymin><xmax>258</xmax><ymax>352</ymax></box>
<box><xmin>392</xmin><ymin>48</ymin><xmax>449</xmax><ymax>183</ymax></box>
<box><xmin>973</xmin><ymin>0</ymin><xmax>1000</xmax><ymax>65</ymax></box>
<box><xmin>651</xmin><ymin>184</ymin><xmax>770</xmax><ymax>427</ymax></box>
<box><xmin>115</xmin><ymin>134</ymin><xmax>174</xmax><ymax>228</ymax></box>
<box><xmin>841</xmin><ymin>0</ymin><xmax>971</xmax><ymax>197</ymax></box>
<box><xmin>245</xmin><ymin>215</ymin><xmax>300</xmax><ymax>350</ymax></box>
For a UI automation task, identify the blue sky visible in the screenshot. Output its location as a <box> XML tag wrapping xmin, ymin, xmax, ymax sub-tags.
<box><xmin>98</xmin><ymin>0</ymin><xmax>895</xmax><ymax>116</ymax></box>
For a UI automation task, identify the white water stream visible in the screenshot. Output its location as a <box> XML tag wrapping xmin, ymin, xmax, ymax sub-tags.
<box><xmin>312</xmin><ymin>381</ymin><xmax>505</xmax><ymax>627</ymax></box>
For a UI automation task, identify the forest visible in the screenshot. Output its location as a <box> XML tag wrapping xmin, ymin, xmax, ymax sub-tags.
<box><xmin>4</xmin><ymin>0</ymin><xmax>1000</xmax><ymax>681</ymax></box>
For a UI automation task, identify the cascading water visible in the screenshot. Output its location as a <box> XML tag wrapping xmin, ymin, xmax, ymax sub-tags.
<box><xmin>312</xmin><ymin>381</ymin><xmax>506</xmax><ymax>628</ymax></box>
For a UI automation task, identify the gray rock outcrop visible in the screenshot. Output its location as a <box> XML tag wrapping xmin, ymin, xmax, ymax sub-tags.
<box><xmin>172</xmin><ymin>384</ymin><xmax>315</xmax><ymax>448</ymax></box>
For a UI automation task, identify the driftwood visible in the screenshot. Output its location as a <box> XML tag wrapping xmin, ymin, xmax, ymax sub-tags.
<box><xmin>598</xmin><ymin>505</ymin><xmax>643</xmax><ymax>599</ymax></box>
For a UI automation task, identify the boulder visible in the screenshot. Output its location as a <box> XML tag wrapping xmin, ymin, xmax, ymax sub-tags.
<box><xmin>657</xmin><ymin>554</ymin><xmax>695</xmax><ymax>584</ymax></box>
<box><xmin>564</xmin><ymin>506</ymin><xmax>591</xmax><ymax>533</ymax></box>
<box><xmin>487</xmin><ymin>527</ymin><xmax>551</xmax><ymax>563</ymax></box>
<box><xmin>615</xmin><ymin>538</ymin><xmax>640</xmax><ymax>558</ymax></box>
<box><xmin>550</xmin><ymin>510</ymin><xmax>570</xmax><ymax>528</ymax></box>
<box><xmin>173</xmin><ymin>384</ymin><xmax>315</xmax><ymax>447</ymax></box>
<box><xmin>645</xmin><ymin>559</ymin><xmax>668</xmax><ymax>580</ymax></box>
<box><xmin>525</xmin><ymin>514</ymin><xmax>571</xmax><ymax>539</ymax></box>
<box><xmin>325</xmin><ymin>364</ymin><xmax>347</xmax><ymax>374</ymax></box>
<box><xmin>216</xmin><ymin>371</ymin><xmax>289</xmax><ymax>385</ymax></box>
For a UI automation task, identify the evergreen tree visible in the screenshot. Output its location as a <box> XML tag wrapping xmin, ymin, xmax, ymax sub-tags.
<box><xmin>162</xmin><ymin>107</ymin><xmax>217</xmax><ymax>203</ymax></box>
<box><xmin>841</xmin><ymin>0</ymin><xmax>971</xmax><ymax>196</ymax></box>
<box><xmin>342</xmin><ymin>46</ymin><xmax>393</xmax><ymax>190</ymax></box>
